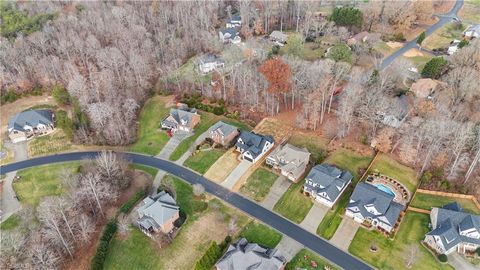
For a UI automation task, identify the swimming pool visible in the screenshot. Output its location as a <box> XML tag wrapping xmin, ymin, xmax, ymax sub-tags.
<box><xmin>375</xmin><ymin>184</ymin><xmax>395</xmax><ymax>196</ymax></box>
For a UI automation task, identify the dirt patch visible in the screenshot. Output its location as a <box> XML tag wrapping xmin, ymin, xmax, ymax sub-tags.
<box><xmin>62</xmin><ymin>171</ymin><xmax>152</xmax><ymax>270</ymax></box>
<box><xmin>403</xmin><ymin>48</ymin><xmax>426</xmax><ymax>57</ymax></box>
<box><xmin>204</xmin><ymin>148</ymin><xmax>240</xmax><ymax>183</ymax></box>
<box><xmin>386</xmin><ymin>41</ymin><xmax>403</xmax><ymax>49</ymax></box>
<box><xmin>253</xmin><ymin>118</ymin><xmax>292</xmax><ymax>143</ymax></box>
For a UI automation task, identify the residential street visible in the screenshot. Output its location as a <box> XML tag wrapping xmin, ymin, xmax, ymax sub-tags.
<box><xmin>0</xmin><ymin>151</ymin><xmax>374</xmax><ymax>270</ymax></box>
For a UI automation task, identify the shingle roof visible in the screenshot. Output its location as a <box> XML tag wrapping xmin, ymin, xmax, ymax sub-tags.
<box><xmin>220</xmin><ymin>28</ymin><xmax>239</xmax><ymax>37</ymax></box>
<box><xmin>269</xmin><ymin>31</ymin><xmax>288</xmax><ymax>42</ymax></box>
<box><xmin>268</xmin><ymin>144</ymin><xmax>310</xmax><ymax>179</ymax></box>
<box><xmin>215</xmin><ymin>238</ymin><xmax>286</xmax><ymax>270</ymax></box>
<box><xmin>137</xmin><ymin>191</ymin><xmax>179</xmax><ymax>230</ymax></box>
<box><xmin>8</xmin><ymin>109</ymin><xmax>54</xmax><ymax>132</ymax></box>
<box><xmin>209</xmin><ymin>121</ymin><xmax>239</xmax><ymax>138</ymax></box>
<box><xmin>304</xmin><ymin>164</ymin><xmax>352</xmax><ymax>203</ymax></box>
<box><xmin>235</xmin><ymin>131</ymin><xmax>274</xmax><ymax>159</ymax></box>
<box><xmin>199</xmin><ymin>54</ymin><xmax>224</xmax><ymax>65</ymax></box>
<box><xmin>164</xmin><ymin>108</ymin><xmax>197</xmax><ymax>127</ymax></box>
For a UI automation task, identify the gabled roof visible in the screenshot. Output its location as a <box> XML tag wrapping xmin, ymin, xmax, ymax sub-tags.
<box><xmin>137</xmin><ymin>191</ymin><xmax>179</xmax><ymax>230</ymax></box>
<box><xmin>8</xmin><ymin>109</ymin><xmax>54</xmax><ymax>132</ymax></box>
<box><xmin>304</xmin><ymin>164</ymin><xmax>352</xmax><ymax>202</ymax></box>
<box><xmin>215</xmin><ymin>238</ymin><xmax>286</xmax><ymax>270</ymax></box>
<box><xmin>235</xmin><ymin>131</ymin><xmax>274</xmax><ymax>159</ymax></box>
<box><xmin>209</xmin><ymin>121</ymin><xmax>239</xmax><ymax>138</ymax></box>
<box><xmin>220</xmin><ymin>28</ymin><xmax>239</xmax><ymax>37</ymax></box>
<box><xmin>165</xmin><ymin>108</ymin><xmax>197</xmax><ymax>127</ymax></box>
<box><xmin>228</xmin><ymin>15</ymin><xmax>242</xmax><ymax>23</ymax></box>
<box><xmin>268</xmin><ymin>144</ymin><xmax>310</xmax><ymax>179</ymax></box>
<box><xmin>269</xmin><ymin>31</ymin><xmax>288</xmax><ymax>42</ymax></box>
<box><xmin>199</xmin><ymin>54</ymin><xmax>224</xmax><ymax>65</ymax></box>
<box><xmin>464</xmin><ymin>24</ymin><xmax>480</xmax><ymax>33</ymax></box>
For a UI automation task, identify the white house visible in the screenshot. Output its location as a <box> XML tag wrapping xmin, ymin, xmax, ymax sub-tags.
<box><xmin>448</xmin><ymin>39</ymin><xmax>461</xmax><ymax>55</ymax></box>
<box><xmin>226</xmin><ymin>15</ymin><xmax>242</xmax><ymax>28</ymax></box>
<box><xmin>235</xmin><ymin>131</ymin><xmax>274</xmax><ymax>163</ymax></box>
<box><xmin>198</xmin><ymin>54</ymin><xmax>225</xmax><ymax>74</ymax></box>
<box><xmin>266</xmin><ymin>144</ymin><xmax>310</xmax><ymax>182</ymax></box>
<box><xmin>8</xmin><ymin>109</ymin><xmax>55</xmax><ymax>143</ymax></box>
<box><xmin>219</xmin><ymin>28</ymin><xmax>241</xmax><ymax>44</ymax></box>
<box><xmin>463</xmin><ymin>24</ymin><xmax>480</xmax><ymax>39</ymax></box>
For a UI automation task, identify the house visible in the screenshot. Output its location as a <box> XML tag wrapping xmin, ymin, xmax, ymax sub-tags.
<box><xmin>303</xmin><ymin>164</ymin><xmax>353</xmax><ymax>208</ymax></box>
<box><xmin>269</xmin><ymin>31</ymin><xmax>288</xmax><ymax>46</ymax></box>
<box><xmin>424</xmin><ymin>202</ymin><xmax>480</xmax><ymax>255</ymax></box>
<box><xmin>345</xmin><ymin>182</ymin><xmax>405</xmax><ymax>233</ymax></box>
<box><xmin>161</xmin><ymin>108</ymin><xmax>200</xmax><ymax>133</ymax></box>
<box><xmin>136</xmin><ymin>191</ymin><xmax>180</xmax><ymax>235</ymax></box>
<box><xmin>208</xmin><ymin>121</ymin><xmax>240</xmax><ymax>146</ymax></box>
<box><xmin>8</xmin><ymin>109</ymin><xmax>55</xmax><ymax>143</ymax></box>
<box><xmin>198</xmin><ymin>54</ymin><xmax>225</xmax><ymax>74</ymax></box>
<box><xmin>410</xmin><ymin>78</ymin><xmax>440</xmax><ymax>99</ymax></box>
<box><xmin>219</xmin><ymin>28</ymin><xmax>241</xmax><ymax>44</ymax></box>
<box><xmin>447</xmin><ymin>39</ymin><xmax>461</xmax><ymax>55</ymax></box>
<box><xmin>235</xmin><ymin>131</ymin><xmax>274</xmax><ymax>163</ymax></box>
<box><xmin>463</xmin><ymin>24</ymin><xmax>480</xmax><ymax>39</ymax></box>
<box><xmin>226</xmin><ymin>15</ymin><xmax>242</xmax><ymax>28</ymax></box>
<box><xmin>266</xmin><ymin>144</ymin><xmax>310</xmax><ymax>182</ymax></box>
<box><xmin>215</xmin><ymin>238</ymin><xmax>286</xmax><ymax>270</ymax></box>
<box><xmin>347</xmin><ymin>31</ymin><xmax>369</xmax><ymax>46</ymax></box>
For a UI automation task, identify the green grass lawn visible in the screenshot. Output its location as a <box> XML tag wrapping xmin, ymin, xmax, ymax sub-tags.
<box><xmin>324</xmin><ymin>148</ymin><xmax>373</xmax><ymax>182</ymax></box>
<box><xmin>273</xmin><ymin>179</ymin><xmax>313</xmax><ymax>223</ymax></box>
<box><xmin>286</xmin><ymin>249</ymin><xmax>339</xmax><ymax>270</ymax></box>
<box><xmin>317</xmin><ymin>186</ymin><xmax>353</xmax><ymax>239</ymax></box>
<box><xmin>0</xmin><ymin>213</ymin><xmax>21</xmax><ymax>230</ymax></box>
<box><xmin>184</xmin><ymin>149</ymin><xmax>225</xmax><ymax>174</ymax></box>
<box><xmin>162</xmin><ymin>175</ymin><xmax>207</xmax><ymax>217</ymax></box>
<box><xmin>239</xmin><ymin>221</ymin><xmax>282</xmax><ymax>249</ymax></box>
<box><xmin>368</xmin><ymin>154</ymin><xmax>418</xmax><ymax>192</ymax></box>
<box><xmin>349</xmin><ymin>212</ymin><xmax>453</xmax><ymax>270</ymax></box>
<box><xmin>403</xmin><ymin>54</ymin><xmax>433</xmax><ymax>71</ymax></box>
<box><xmin>423</xmin><ymin>23</ymin><xmax>467</xmax><ymax>50</ymax></box>
<box><xmin>129</xmin><ymin>96</ymin><xmax>171</xmax><ymax>155</ymax></box>
<box><xmin>239</xmin><ymin>168</ymin><xmax>278</xmax><ymax>202</ymax></box>
<box><xmin>288</xmin><ymin>133</ymin><xmax>328</xmax><ymax>163</ymax></box>
<box><xmin>165</xmin><ymin>57</ymin><xmax>212</xmax><ymax>84</ymax></box>
<box><xmin>12</xmin><ymin>162</ymin><xmax>80</xmax><ymax>205</ymax></box>
<box><xmin>374</xmin><ymin>41</ymin><xmax>396</xmax><ymax>57</ymax></box>
<box><xmin>131</xmin><ymin>164</ymin><xmax>159</xmax><ymax>177</ymax></box>
<box><xmin>410</xmin><ymin>193</ymin><xmax>480</xmax><ymax>214</ymax></box>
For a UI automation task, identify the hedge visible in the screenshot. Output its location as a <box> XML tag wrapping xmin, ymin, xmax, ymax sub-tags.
<box><xmin>119</xmin><ymin>188</ymin><xmax>147</xmax><ymax>214</ymax></box>
<box><xmin>91</xmin><ymin>219</ymin><xmax>118</xmax><ymax>270</ymax></box>
<box><xmin>437</xmin><ymin>254</ymin><xmax>448</xmax><ymax>263</ymax></box>
<box><xmin>194</xmin><ymin>236</ymin><xmax>232</xmax><ymax>270</ymax></box>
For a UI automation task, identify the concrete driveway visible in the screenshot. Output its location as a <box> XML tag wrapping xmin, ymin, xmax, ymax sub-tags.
<box><xmin>1</xmin><ymin>172</ymin><xmax>21</xmax><ymax>222</ymax></box>
<box><xmin>330</xmin><ymin>216</ymin><xmax>360</xmax><ymax>250</ymax></box>
<box><xmin>175</xmin><ymin>130</ymin><xmax>209</xmax><ymax>165</ymax></box>
<box><xmin>300</xmin><ymin>203</ymin><xmax>329</xmax><ymax>234</ymax></box>
<box><xmin>222</xmin><ymin>160</ymin><xmax>252</xmax><ymax>189</ymax></box>
<box><xmin>277</xmin><ymin>235</ymin><xmax>304</xmax><ymax>261</ymax></box>
<box><xmin>12</xmin><ymin>141</ymin><xmax>28</xmax><ymax>162</ymax></box>
<box><xmin>261</xmin><ymin>175</ymin><xmax>291</xmax><ymax>210</ymax></box>
<box><xmin>448</xmin><ymin>253</ymin><xmax>478</xmax><ymax>270</ymax></box>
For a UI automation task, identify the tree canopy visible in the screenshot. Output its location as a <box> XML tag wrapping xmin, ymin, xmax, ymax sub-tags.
<box><xmin>330</xmin><ymin>7</ymin><xmax>363</xmax><ymax>28</ymax></box>
<box><xmin>259</xmin><ymin>58</ymin><xmax>292</xmax><ymax>95</ymax></box>
<box><xmin>327</xmin><ymin>44</ymin><xmax>353</xmax><ymax>63</ymax></box>
<box><xmin>421</xmin><ymin>57</ymin><xmax>448</xmax><ymax>79</ymax></box>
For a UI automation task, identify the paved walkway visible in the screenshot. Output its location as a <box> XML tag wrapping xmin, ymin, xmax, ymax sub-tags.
<box><xmin>330</xmin><ymin>217</ymin><xmax>360</xmax><ymax>250</ymax></box>
<box><xmin>300</xmin><ymin>203</ymin><xmax>329</xmax><ymax>234</ymax></box>
<box><xmin>221</xmin><ymin>160</ymin><xmax>252</xmax><ymax>189</ymax></box>
<box><xmin>261</xmin><ymin>175</ymin><xmax>291</xmax><ymax>210</ymax></box>
<box><xmin>1</xmin><ymin>172</ymin><xmax>21</xmax><ymax>222</ymax></box>
<box><xmin>174</xmin><ymin>131</ymin><xmax>210</xmax><ymax>165</ymax></box>
<box><xmin>448</xmin><ymin>253</ymin><xmax>478</xmax><ymax>270</ymax></box>
<box><xmin>277</xmin><ymin>235</ymin><xmax>304</xmax><ymax>261</ymax></box>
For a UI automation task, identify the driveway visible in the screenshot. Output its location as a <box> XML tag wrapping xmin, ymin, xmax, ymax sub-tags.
<box><xmin>12</xmin><ymin>141</ymin><xmax>28</xmax><ymax>162</ymax></box>
<box><xmin>174</xmin><ymin>130</ymin><xmax>210</xmax><ymax>165</ymax></box>
<box><xmin>330</xmin><ymin>216</ymin><xmax>361</xmax><ymax>250</ymax></box>
<box><xmin>300</xmin><ymin>203</ymin><xmax>329</xmax><ymax>234</ymax></box>
<box><xmin>221</xmin><ymin>160</ymin><xmax>252</xmax><ymax>189</ymax></box>
<box><xmin>276</xmin><ymin>235</ymin><xmax>304</xmax><ymax>261</ymax></box>
<box><xmin>448</xmin><ymin>253</ymin><xmax>478</xmax><ymax>270</ymax></box>
<box><xmin>261</xmin><ymin>175</ymin><xmax>291</xmax><ymax>210</ymax></box>
<box><xmin>1</xmin><ymin>172</ymin><xmax>21</xmax><ymax>222</ymax></box>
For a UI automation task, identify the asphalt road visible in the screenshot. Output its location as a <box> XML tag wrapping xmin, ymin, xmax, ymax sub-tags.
<box><xmin>0</xmin><ymin>151</ymin><xmax>373</xmax><ymax>270</ymax></box>
<box><xmin>379</xmin><ymin>0</ymin><xmax>464</xmax><ymax>70</ymax></box>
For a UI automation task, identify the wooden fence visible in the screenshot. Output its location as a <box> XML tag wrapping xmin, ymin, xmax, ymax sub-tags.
<box><xmin>416</xmin><ymin>189</ymin><xmax>480</xmax><ymax>210</ymax></box>
<box><xmin>407</xmin><ymin>206</ymin><xmax>431</xmax><ymax>214</ymax></box>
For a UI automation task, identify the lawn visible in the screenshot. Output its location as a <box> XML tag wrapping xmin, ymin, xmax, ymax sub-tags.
<box><xmin>316</xmin><ymin>186</ymin><xmax>353</xmax><ymax>239</ymax></box>
<box><xmin>204</xmin><ymin>148</ymin><xmax>240</xmax><ymax>183</ymax></box>
<box><xmin>0</xmin><ymin>213</ymin><xmax>21</xmax><ymax>230</ymax></box>
<box><xmin>0</xmin><ymin>141</ymin><xmax>13</xmax><ymax>165</ymax></box>
<box><xmin>184</xmin><ymin>149</ymin><xmax>225</xmax><ymax>174</ymax></box>
<box><xmin>410</xmin><ymin>193</ymin><xmax>480</xmax><ymax>214</ymax></box>
<box><xmin>459</xmin><ymin>0</ymin><xmax>480</xmax><ymax>23</ymax></box>
<box><xmin>403</xmin><ymin>54</ymin><xmax>433</xmax><ymax>71</ymax></box>
<box><xmin>131</xmin><ymin>164</ymin><xmax>158</xmax><ymax>177</ymax></box>
<box><xmin>368</xmin><ymin>154</ymin><xmax>418</xmax><ymax>192</ymax></box>
<box><xmin>286</xmin><ymin>249</ymin><xmax>339</xmax><ymax>270</ymax></box>
<box><xmin>324</xmin><ymin>148</ymin><xmax>373</xmax><ymax>182</ymax></box>
<box><xmin>273</xmin><ymin>179</ymin><xmax>313</xmax><ymax>223</ymax></box>
<box><xmin>374</xmin><ymin>41</ymin><xmax>396</xmax><ymax>57</ymax></box>
<box><xmin>423</xmin><ymin>23</ymin><xmax>467</xmax><ymax>50</ymax></box>
<box><xmin>12</xmin><ymin>162</ymin><xmax>80</xmax><ymax>205</ymax></box>
<box><xmin>27</xmin><ymin>130</ymin><xmax>72</xmax><ymax>157</ymax></box>
<box><xmin>129</xmin><ymin>95</ymin><xmax>171</xmax><ymax>155</ymax></box>
<box><xmin>288</xmin><ymin>132</ymin><xmax>328</xmax><ymax>163</ymax></box>
<box><xmin>164</xmin><ymin>57</ymin><xmax>212</xmax><ymax>85</ymax></box>
<box><xmin>161</xmin><ymin>175</ymin><xmax>207</xmax><ymax>217</ymax></box>
<box><xmin>349</xmin><ymin>212</ymin><xmax>453</xmax><ymax>270</ymax></box>
<box><xmin>239</xmin><ymin>221</ymin><xmax>282</xmax><ymax>249</ymax></box>
<box><xmin>239</xmin><ymin>168</ymin><xmax>278</xmax><ymax>202</ymax></box>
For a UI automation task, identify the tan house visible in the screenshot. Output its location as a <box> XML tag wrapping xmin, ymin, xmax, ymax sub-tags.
<box><xmin>266</xmin><ymin>144</ymin><xmax>310</xmax><ymax>182</ymax></box>
<box><xmin>8</xmin><ymin>109</ymin><xmax>55</xmax><ymax>143</ymax></box>
<box><xmin>161</xmin><ymin>108</ymin><xmax>200</xmax><ymax>133</ymax></box>
<box><xmin>208</xmin><ymin>121</ymin><xmax>240</xmax><ymax>146</ymax></box>
<box><xmin>410</xmin><ymin>78</ymin><xmax>440</xmax><ymax>99</ymax></box>
<box><xmin>136</xmin><ymin>191</ymin><xmax>180</xmax><ymax>236</ymax></box>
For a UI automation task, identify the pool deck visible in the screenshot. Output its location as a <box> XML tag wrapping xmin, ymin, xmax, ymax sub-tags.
<box><xmin>368</xmin><ymin>174</ymin><xmax>410</xmax><ymax>205</ymax></box>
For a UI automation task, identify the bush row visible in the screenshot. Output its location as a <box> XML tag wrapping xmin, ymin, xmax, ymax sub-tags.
<box><xmin>194</xmin><ymin>236</ymin><xmax>232</xmax><ymax>270</ymax></box>
<box><xmin>91</xmin><ymin>219</ymin><xmax>118</xmax><ymax>270</ymax></box>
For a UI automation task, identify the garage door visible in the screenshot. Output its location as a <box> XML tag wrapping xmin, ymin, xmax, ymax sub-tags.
<box><xmin>244</xmin><ymin>156</ymin><xmax>253</xmax><ymax>162</ymax></box>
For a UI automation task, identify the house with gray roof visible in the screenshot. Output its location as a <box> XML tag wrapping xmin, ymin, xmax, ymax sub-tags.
<box><xmin>208</xmin><ymin>121</ymin><xmax>240</xmax><ymax>147</ymax></box>
<box><xmin>269</xmin><ymin>31</ymin><xmax>288</xmax><ymax>46</ymax></box>
<box><xmin>345</xmin><ymin>182</ymin><xmax>405</xmax><ymax>233</ymax></box>
<box><xmin>198</xmin><ymin>54</ymin><xmax>225</xmax><ymax>74</ymax></box>
<box><xmin>215</xmin><ymin>238</ymin><xmax>286</xmax><ymax>270</ymax></box>
<box><xmin>226</xmin><ymin>15</ymin><xmax>242</xmax><ymax>28</ymax></box>
<box><xmin>161</xmin><ymin>108</ymin><xmax>200</xmax><ymax>133</ymax></box>
<box><xmin>235</xmin><ymin>131</ymin><xmax>274</xmax><ymax>163</ymax></box>
<box><xmin>8</xmin><ymin>109</ymin><xmax>55</xmax><ymax>143</ymax></box>
<box><xmin>267</xmin><ymin>144</ymin><xmax>310</xmax><ymax>182</ymax></box>
<box><xmin>424</xmin><ymin>202</ymin><xmax>480</xmax><ymax>255</ymax></box>
<box><xmin>463</xmin><ymin>24</ymin><xmax>480</xmax><ymax>39</ymax></box>
<box><xmin>137</xmin><ymin>191</ymin><xmax>180</xmax><ymax>236</ymax></box>
<box><xmin>303</xmin><ymin>164</ymin><xmax>352</xmax><ymax>208</ymax></box>
<box><xmin>219</xmin><ymin>28</ymin><xmax>241</xmax><ymax>44</ymax></box>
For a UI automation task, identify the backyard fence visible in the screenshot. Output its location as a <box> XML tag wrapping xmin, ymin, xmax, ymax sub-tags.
<box><xmin>406</xmin><ymin>206</ymin><xmax>431</xmax><ymax>214</ymax></box>
<box><xmin>416</xmin><ymin>189</ymin><xmax>480</xmax><ymax>210</ymax></box>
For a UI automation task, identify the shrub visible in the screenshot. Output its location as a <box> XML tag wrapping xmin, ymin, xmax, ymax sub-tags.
<box><xmin>437</xmin><ymin>254</ymin><xmax>448</xmax><ymax>263</ymax></box>
<box><xmin>417</xmin><ymin>31</ymin><xmax>426</xmax><ymax>45</ymax></box>
<box><xmin>438</xmin><ymin>180</ymin><xmax>450</xmax><ymax>190</ymax></box>
<box><xmin>52</xmin><ymin>84</ymin><xmax>71</xmax><ymax>105</ymax></box>
<box><xmin>1</xmin><ymin>89</ymin><xmax>19</xmax><ymax>104</ymax></box>
<box><xmin>55</xmin><ymin>110</ymin><xmax>74</xmax><ymax>140</ymax></box>
<box><xmin>194</xmin><ymin>241</ymin><xmax>222</xmax><ymax>270</ymax></box>
<box><xmin>330</xmin><ymin>7</ymin><xmax>363</xmax><ymax>28</ymax></box>
<box><xmin>476</xmin><ymin>247</ymin><xmax>480</xmax><ymax>256</ymax></box>
<box><xmin>285</xmin><ymin>34</ymin><xmax>304</xmax><ymax>57</ymax></box>
<box><xmin>327</xmin><ymin>43</ymin><xmax>353</xmax><ymax>63</ymax></box>
<box><xmin>420</xmin><ymin>171</ymin><xmax>433</xmax><ymax>184</ymax></box>
<box><xmin>91</xmin><ymin>219</ymin><xmax>117</xmax><ymax>270</ymax></box>
<box><xmin>119</xmin><ymin>189</ymin><xmax>147</xmax><ymax>214</ymax></box>
<box><xmin>421</xmin><ymin>57</ymin><xmax>448</xmax><ymax>79</ymax></box>
<box><xmin>392</xmin><ymin>33</ymin><xmax>406</xmax><ymax>42</ymax></box>
<box><xmin>359</xmin><ymin>133</ymin><xmax>368</xmax><ymax>145</ymax></box>
<box><xmin>458</xmin><ymin>39</ymin><xmax>469</xmax><ymax>49</ymax></box>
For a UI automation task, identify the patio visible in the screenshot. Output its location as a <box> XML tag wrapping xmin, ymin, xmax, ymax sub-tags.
<box><xmin>366</xmin><ymin>173</ymin><xmax>411</xmax><ymax>205</ymax></box>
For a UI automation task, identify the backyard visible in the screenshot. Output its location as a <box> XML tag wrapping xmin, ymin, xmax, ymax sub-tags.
<box><xmin>184</xmin><ymin>149</ymin><xmax>225</xmax><ymax>174</ymax></box>
<box><xmin>410</xmin><ymin>193</ymin><xmax>480</xmax><ymax>214</ymax></box>
<box><xmin>239</xmin><ymin>221</ymin><xmax>282</xmax><ymax>249</ymax></box>
<box><xmin>288</xmin><ymin>132</ymin><xmax>328</xmax><ymax>163</ymax></box>
<box><xmin>316</xmin><ymin>186</ymin><xmax>354</xmax><ymax>239</ymax></box>
<box><xmin>239</xmin><ymin>167</ymin><xmax>278</xmax><ymax>202</ymax></box>
<box><xmin>368</xmin><ymin>154</ymin><xmax>418</xmax><ymax>192</ymax></box>
<box><xmin>273</xmin><ymin>179</ymin><xmax>313</xmax><ymax>223</ymax></box>
<box><xmin>349</xmin><ymin>212</ymin><xmax>453</xmax><ymax>270</ymax></box>
<box><xmin>324</xmin><ymin>148</ymin><xmax>373</xmax><ymax>182</ymax></box>
<box><xmin>12</xmin><ymin>162</ymin><xmax>80</xmax><ymax>205</ymax></box>
<box><xmin>286</xmin><ymin>249</ymin><xmax>339</xmax><ymax>270</ymax></box>
<box><xmin>129</xmin><ymin>95</ymin><xmax>172</xmax><ymax>155</ymax></box>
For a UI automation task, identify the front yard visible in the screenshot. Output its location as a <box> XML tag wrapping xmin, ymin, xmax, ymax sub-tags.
<box><xmin>324</xmin><ymin>148</ymin><xmax>373</xmax><ymax>182</ymax></box>
<box><xmin>273</xmin><ymin>179</ymin><xmax>313</xmax><ymax>223</ymax></box>
<box><xmin>423</xmin><ymin>23</ymin><xmax>467</xmax><ymax>50</ymax></box>
<box><xmin>204</xmin><ymin>148</ymin><xmax>240</xmax><ymax>183</ymax></box>
<box><xmin>239</xmin><ymin>221</ymin><xmax>282</xmax><ymax>249</ymax></box>
<box><xmin>368</xmin><ymin>154</ymin><xmax>418</xmax><ymax>192</ymax></box>
<box><xmin>349</xmin><ymin>212</ymin><xmax>453</xmax><ymax>270</ymax></box>
<box><xmin>27</xmin><ymin>130</ymin><xmax>72</xmax><ymax>157</ymax></box>
<box><xmin>184</xmin><ymin>149</ymin><xmax>225</xmax><ymax>174</ymax></box>
<box><xmin>12</xmin><ymin>162</ymin><xmax>80</xmax><ymax>205</ymax></box>
<box><xmin>410</xmin><ymin>193</ymin><xmax>480</xmax><ymax>214</ymax></box>
<box><xmin>316</xmin><ymin>186</ymin><xmax>353</xmax><ymax>239</ymax></box>
<box><xmin>286</xmin><ymin>249</ymin><xmax>339</xmax><ymax>270</ymax></box>
<box><xmin>239</xmin><ymin>167</ymin><xmax>278</xmax><ymax>202</ymax></box>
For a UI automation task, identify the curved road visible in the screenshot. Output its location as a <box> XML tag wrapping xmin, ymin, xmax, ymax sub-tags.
<box><xmin>0</xmin><ymin>151</ymin><xmax>373</xmax><ymax>270</ymax></box>
<box><xmin>380</xmin><ymin>0</ymin><xmax>464</xmax><ymax>69</ymax></box>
